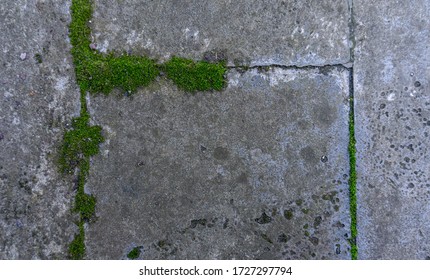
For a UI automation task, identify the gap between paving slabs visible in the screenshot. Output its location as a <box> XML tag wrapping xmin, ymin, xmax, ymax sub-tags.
<box><xmin>61</xmin><ymin>0</ymin><xmax>357</xmax><ymax>260</ymax></box>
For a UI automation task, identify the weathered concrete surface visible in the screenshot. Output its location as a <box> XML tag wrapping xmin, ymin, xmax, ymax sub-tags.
<box><xmin>355</xmin><ymin>0</ymin><xmax>430</xmax><ymax>259</ymax></box>
<box><xmin>0</xmin><ymin>1</ymin><xmax>79</xmax><ymax>259</ymax></box>
<box><xmin>86</xmin><ymin>68</ymin><xmax>351</xmax><ymax>259</ymax></box>
<box><xmin>91</xmin><ymin>0</ymin><xmax>350</xmax><ymax>67</ymax></box>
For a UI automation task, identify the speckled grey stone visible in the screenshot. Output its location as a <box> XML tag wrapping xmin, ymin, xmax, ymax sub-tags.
<box><xmin>354</xmin><ymin>0</ymin><xmax>430</xmax><ymax>259</ymax></box>
<box><xmin>0</xmin><ymin>0</ymin><xmax>79</xmax><ymax>259</ymax></box>
<box><xmin>90</xmin><ymin>0</ymin><xmax>351</xmax><ymax>66</ymax></box>
<box><xmin>85</xmin><ymin>67</ymin><xmax>351</xmax><ymax>259</ymax></box>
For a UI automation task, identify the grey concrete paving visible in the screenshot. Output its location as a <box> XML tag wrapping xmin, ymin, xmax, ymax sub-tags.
<box><xmin>3</xmin><ymin>0</ymin><xmax>429</xmax><ymax>260</ymax></box>
<box><xmin>0</xmin><ymin>0</ymin><xmax>79</xmax><ymax>258</ymax></box>
<box><xmin>91</xmin><ymin>0</ymin><xmax>351</xmax><ymax>66</ymax></box>
<box><xmin>85</xmin><ymin>68</ymin><xmax>351</xmax><ymax>259</ymax></box>
<box><xmin>354</xmin><ymin>0</ymin><xmax>430</xmax><ymax>259</ymax></box>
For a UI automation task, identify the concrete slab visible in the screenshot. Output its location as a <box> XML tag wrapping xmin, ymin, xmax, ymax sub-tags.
<box><xmin>90</xmin><ymin>0</ymin><xmax>350</xmax><ymax>67</ymax></box>
<box><xmin>85</xmin><ymin>67</ymin><xmax>351</xmax><ymax>259</ymax></box>
<box><xmin>0</xmin><ymin>1</ymin><xmax>79</xmax><ymax>258</ymax></box>
<box><xmin>354</xmin><ymin>0</ymin><xmax>430</xmax><ymax>259</ymax></box>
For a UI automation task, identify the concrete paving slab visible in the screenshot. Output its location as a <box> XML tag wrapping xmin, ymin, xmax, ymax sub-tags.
<box><xmin>85</xmin><ymin>67</ymin><xmax>351</xmax><ymax>259</ymax></box>
<box><xmin>354</xmin><ymin>0</ymin><xmax>430</xmax><ymax>259</ymax></box>
<box><xmin>0</xmin><ymin>0</ymin><xmax>79</xmax><ymax>258</ymax></box>
<box><xmin>90</xmin><ymin>0</ymin><xmax>350</xmax><ymax>67</ymax></box>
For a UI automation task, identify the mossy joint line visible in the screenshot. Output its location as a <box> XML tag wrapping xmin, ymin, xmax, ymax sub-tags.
<box><xmin>64</xmin><ymin>0</ymin><xmax>227</xmax><ymax>259</ymax></box>
<box><xmin>348</xmin><ymin>69</ymin><xmax>357</xmax><ymax>260</ymax></box>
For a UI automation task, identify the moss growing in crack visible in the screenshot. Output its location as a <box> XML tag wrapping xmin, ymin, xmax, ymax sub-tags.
<box><xmin>70</xmin><ymin>0</ymin><xmax>225</xmax><ymax>95</ymax></box>
<box><xmin>78</xmin><ymin>51</ymin><xmax>159</xmax><ymax>94</ymax></box>
<box><xmin>73</xmin><ymin>159</ymin><xmax>96</xmax><ymax>222</ymax></box>
<box><xmin>349</xmin><ymin>112</ymin><xmax>358</xmax><ymax>260</ymax></box>
<box><xmin>127</xmin><ymin>247</ymin><xmax>142</xmax><ymax>260</ymax></box>
<box><xmin>347</xmin><ymin>69</ymin><xmax>357</xmax><ymax>260</ymax></box>
<box><xmin>69</xmin><ymin>221</ymin><xmax>85</xmax><ymax>260</ymax></box>
<box><xmin>59</xmin><ymin>112</ymin><xmax>103</xmax><ymax>174</ymax></box>
<box><xmin>162</xmin><ymin>57</ymin><xmax>226</xmax><ymax>92</ymax></box>
<box><xmin>70</xmin><ymin>0</ymin><xmax>159</xmax><ymax>94</ymax></box>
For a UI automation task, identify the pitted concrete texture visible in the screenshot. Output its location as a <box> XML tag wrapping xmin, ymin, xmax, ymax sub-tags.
<box><xmin>85</xmin><ymin>68</ymin><xmax>351</xmax><ymax>259</ymax></box>
<box><xmin>0</xmin><ymin>0</ymin><xmax>79</xmax><ymax>259</ymax></box>
<box><xmin>354</xmin><ymin>0</ymin><xmax>430</xmax><ymax>259</ymax></box>
<box><xmin>91</xmin><ymin>0</ymin><xmax>350</xmax><ymax>66</ymax></box>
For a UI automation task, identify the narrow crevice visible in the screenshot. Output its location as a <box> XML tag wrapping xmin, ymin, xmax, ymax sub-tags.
<box><xmin>347</xmin><ymin>0</ymin><xmax>356</xmax><ymax>63</ymax></box>
<box><xmin>227</xmin><ymin>63</ymin><xmax>352</xmax><ymax>71</ymax></box>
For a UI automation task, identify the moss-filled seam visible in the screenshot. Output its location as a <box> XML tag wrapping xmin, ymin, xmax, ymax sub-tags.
<box><xmin>61</xmin><ymin>99</ymin><xmax>103</xmax><ymax>259</ymax></box>
<box><xmin>348</xmin><ymin>69</ymin><xmax>357</xmax><ymax>260</ymax></box>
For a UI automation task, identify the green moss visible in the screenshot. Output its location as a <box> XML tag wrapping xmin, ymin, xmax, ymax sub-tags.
<box><xmin>162</xmin><ymin>57</ymin><xmax>226</xmax><ymax>92</ymax></box>
<box><xmin>127</xmin><ymin>247</ymin><xmax>142</xmax><ymax>260</ymax></box>
<box><xmin>64</xmin><ymin>0</ymin><xmax>227</xmax><ymax>260</ymax></box>
<box><xmin>348</xmin><ymin>70</ymin><xmax>357</xmax><ymax>260</ymax></box>
<box><xmin>349</xmin><ymin>110</ymin><xmax>358</xmax><ymax>260</ymax></box>
<box><xmin>69</xmin><ymin>1</ymin><xmax>222</xmax><ymax>95</ymax></box>
<box><xmin>74</xmin><ymin>191</ymin><xmax>96</xmax><ymax>221</ymax></box>
<box><xmin>70</xmin><ymin>0</ymin><xmax>158</xmax><ymax>95</ymax></box>
<box><xmin>79</xmin><ymin>52</ymin><xmax>159</xmax><ymax>94</ymax></box>
<box><xmin>34</xmin><ymin>53</ymin><xmax>42</xmax><ymax>64</ymax></box>
<box><xmin>284</xmin><ymin>209</ymin><xmax>294</xmax><ymax>220</ymax></box>
<box><xmin>68</xmin><ymin>222</ymin><xmax>85</xmax><ymax>260</ymax></box>
<box><xmin>59</xmin><ymin>113</ymin><xmax>104</xmax><ymax>174</ymax></box>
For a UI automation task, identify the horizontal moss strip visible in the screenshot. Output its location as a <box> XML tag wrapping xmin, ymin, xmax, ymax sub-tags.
<box><xmin>162</xmin><ymin>57</ymin><xmax>226</xmax><ymax>92</ymax></box>
<box><xmin>70</xmin><ymin>0</ymin><xmax>226</xmax><ymax>95</ymax></box>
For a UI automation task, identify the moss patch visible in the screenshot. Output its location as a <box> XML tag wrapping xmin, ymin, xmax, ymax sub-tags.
<box><xmin>62</xmin><ymin>114</ymin><xmax>102</xmax><ymax>259</ymax></box>
<box><xmin>162</xmin><ymin>57</ymin><xmax>226</xmax><ymax>92</ymax></box>
<box><xmin>70</xmin><ymin>0</ymin><xmax>159</xmax><ymax>94</ymax></box>
<box><xmin>70</xmin><ymin>0</ymin><xmax>225</xmax><ymax>95</ymax></box>
<box><xmin>59</xmin><ymin>113</ymin><xmax>103</xmax><ymax>174</ymax></box>
<box><xmin>127</xmin><ymin>246</ymin><xmax>142</xmax><ymax>260</ymax></box>
<box><xmin>349</xmin><ymin>71</ymin><xmax>358</xmax><ymax>260</ymax></box>
<box><xmin>284</xmin><ymin>209</ymin><xmax>294</xmax><ymax>220</ymax></box>
<box><xmin>68</xmin><ymin>221</ymin><xmax>85</xmax><ymax>260</ymax></box>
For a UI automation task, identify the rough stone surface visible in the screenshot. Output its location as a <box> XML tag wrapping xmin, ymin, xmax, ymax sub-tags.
<box><xmin>354</xmin><ymin>0</ymin><xmax>430</xmax><ymax>259</ymax></box>
<box><xmin>85</xmin><ymin>68</ymin><xmax>351</xmax><ymax>259</ymax></box>
<box><xmin>0</xmin><ymin>0</ymin><xmax>79</xmax><ymax>259</ymax></box>
<box><xmin>91</xmin><ymin>0</ymin><xmax>350</xmax><ymax>66</ymax></box>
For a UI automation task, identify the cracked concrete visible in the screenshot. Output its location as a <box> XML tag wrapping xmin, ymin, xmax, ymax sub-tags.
<box><xmin>1</xmin><ymin>0</ymin><xmax>429</xmax><ymax>260</ymax></box>
<box><xmin>0</xmin><ymin>0</ymin><xmax>78</xmax><ymax>259</ymax></box>
<box><xmin>354</xmin><ymin>0</ymin><xmax>430</xmax><ymax>259</ymax></box>
<box><xmin>85</xmin><ymin>67</ymin><xmax>351</xmax><ymax>259</ymax></box>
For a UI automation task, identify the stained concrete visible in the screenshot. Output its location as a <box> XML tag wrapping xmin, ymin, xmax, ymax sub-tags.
<box><xmin>90</xmin><ymin>0</ymin><xmax>351</xmax><ymax>67</ymax></box>
<box><xmin>85</xmin><ymin>68</ymin><xmax>351</xmax><ymax>259</ymax></box>
<box><xmin>3</xmin><ymin>0</ymin><xmax>429</xmax><ymax>261</ymax></box>
<box><xmin>0</xmin><ymin>0</ymin><xmax>79</xmax><ymax>259</ymax></box>
<box><xmin>354</xmin><ymin>0</ymin><xmax>430</xmax><ymax>259</ymax></box>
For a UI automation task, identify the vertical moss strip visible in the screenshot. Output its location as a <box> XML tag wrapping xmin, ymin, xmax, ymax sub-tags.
<box><xmin>349</xmin><ymin>69</ymin><xmax>358</xmax><ymax>260</ymax></box>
